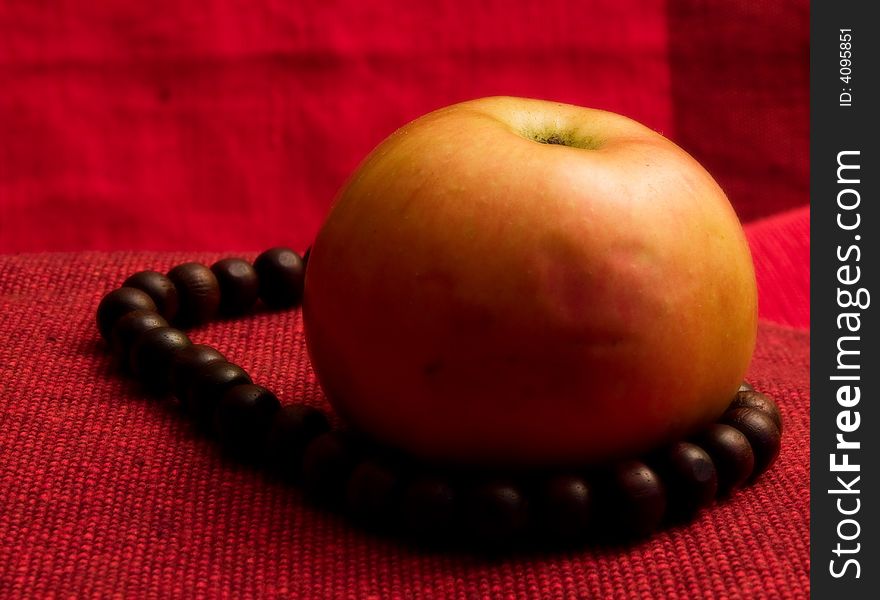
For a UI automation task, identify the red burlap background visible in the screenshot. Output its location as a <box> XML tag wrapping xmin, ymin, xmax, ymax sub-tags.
<box><xmin>0</xmin><ymin>0</ymin><xmax>808</xmax><ymax>253</ymax></box>
<box><xmin>0</xmin><ymin>0</ymin><xmax>809</xmax><ymax>597</ymax></box>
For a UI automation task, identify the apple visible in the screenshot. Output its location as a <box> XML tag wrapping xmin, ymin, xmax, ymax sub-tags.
<box><xmin>303</xmin><ymin>97</ymin><xmax>757</xmax><ymax>467</ymax></box>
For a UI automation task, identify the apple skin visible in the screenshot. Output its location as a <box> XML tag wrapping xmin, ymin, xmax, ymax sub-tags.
<box><xmin>303</xmin><ymin>97</ymin><xmax>757</xmax><ymax>467</ymax></box>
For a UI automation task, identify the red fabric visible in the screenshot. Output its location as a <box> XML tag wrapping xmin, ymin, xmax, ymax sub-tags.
<box><xmin>0</xmin><ymin>251</ymin><xmax>808</xmax><ymax>598</ymax></box>
<box><xmin>745</xmin><ymin>207</ymin><xmax>810</xmax><ymax>329</ymax></box>
<box><xmin>0</xmin><ymin>0</ymin><xmax>808</xmax><ymax>253</ymax></box>
<box><xmin>667</xmin><ymin>0</ymin><xmax>809</xmax><ymax>224</ymax></box>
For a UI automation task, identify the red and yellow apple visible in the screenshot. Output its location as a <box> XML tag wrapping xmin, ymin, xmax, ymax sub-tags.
<box><xmin>303</xmin><ymin>97</ymin><xmax>757</xmax><ymax>467</ymax></box>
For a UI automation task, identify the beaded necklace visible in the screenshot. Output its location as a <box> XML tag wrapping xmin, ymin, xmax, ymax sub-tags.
<box><xmin>96</xmin><ymin>246</ymin><xmax>782</xmax><ymax>549</ymax></box>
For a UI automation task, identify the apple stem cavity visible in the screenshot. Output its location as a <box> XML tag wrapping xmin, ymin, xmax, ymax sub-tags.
<box><xmin>526</xmin><ymin>128</ymin><xmax>601</xmax><ymax>150</ymax></box>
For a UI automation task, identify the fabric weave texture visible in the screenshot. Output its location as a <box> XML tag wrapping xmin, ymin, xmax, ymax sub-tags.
<box><xmin>0</xmin><ymin>0</ymin><xmax>808</xmax><ymax>254</ymax></box>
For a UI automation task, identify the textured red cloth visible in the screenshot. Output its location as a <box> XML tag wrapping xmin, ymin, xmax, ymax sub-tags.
<box><xmin>0</xmin><ymin>248</ymin><xmax>808</xmax><ymax>598</ymax></box>
<box><xmin>745</xmin><ymin>207</ymin><xmax>810</xmax><ymax>329</ymax></box>
<box><xmin>0</xmin><ymin>0</ymin><xmax>808</xmax><ymax>253</ymax></box>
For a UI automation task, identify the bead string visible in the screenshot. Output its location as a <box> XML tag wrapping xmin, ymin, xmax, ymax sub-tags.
<box><xmin>96</xmin><ymin>246</ymin><xmax>783</xmax><ymax>548</ymax></box>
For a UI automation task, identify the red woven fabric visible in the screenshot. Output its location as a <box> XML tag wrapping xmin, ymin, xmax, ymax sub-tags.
<box><xmin>0</xmin><ymin>0</ymin><xmax>808</xmax><ymax>253</ymax></box>
<box><xmin>745</xmin><ymin>207</ymin><xmax>810</xmax><ymax>329</ymax></box>
<box><xmin>0</xmin><ymin>250</ymin><xmax>809</xmax><ymax>598</ymax></box>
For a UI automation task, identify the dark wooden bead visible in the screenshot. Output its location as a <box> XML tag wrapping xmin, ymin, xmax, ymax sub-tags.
<box><xmin>110</xmin><ymin>310</ymin><xmax>169</xmax><ymax>364</ymax></box>
<box><xmin>721</xmin><ymin>407</ymin><xmax>782</xmax><ymax>479</ymax></box>
<box><xmin>608</xmin><ymin>461</ymin><xmax>666</xmax><ymax>537</ymax></box>
<box><xmin>169</xmin><ymin>344</ymin><xmax>227</xmax><ymax>401</ymax></box>
<box><xmin>254</xmin><ymin>247</ymin><xmax>305</xmax><ymax>309</ymax></box>
<box><xmin>739</xmin><ymin>381</ymin><xmax>754</xmax><ymax>392</ymax></box>
<box><xmin>695</xmin><ymin>424</ymin><xmax>755</xmax><ymax>495</ymax></box>
<box><xmin>302</xmin><ymin>432</ymin><xmax>358</xmax><ymax>504</ymax></box>
<box><xmin>402</xmin><ymin>476</ymin><xmax>457</xmax><ymax>540</ymax></box>
<box><xmin>166</xmin><ymin>262</ymin><xmax>221</xmax><ymax>326</ymax></box>
<box><xmin>214</xmin><ymin>384</ymin><xmax>281</xmax><ymax>456</ymax></box>
<box><xmin>211</xmin><ymin>258</ymin><xmax>259</xmax><ymax>315</ymax></box>
<box><xmin>535</xmin><ymin>474</ymin><xmax>592</xmax><ymax>539</ymax></box>
<box><xmin>464</xmin><ymin>481</ymin><xmax>527</xmax><ymax>544</ymax></box>
<box><xmin>651</xmin><ymin>442</ymin><xmax>717</xmax><ymax>520</ymax></box>
<box><xmin>129</xmin><ymin>327</ymin><xmax>192</xmax><ymax>393</ymax></box>
<box><xmin>345</xmin><ymin>460</ymin><xmax>399</xmax><ymax>525</ymax></box>
<box><xmin>96</xmin><ymin>287</ymin><xmax>157</xmax><ymax>339</ymax></box>
<box><xmin>264</xmin><ymin>405</ymin><xmax>331</xmax><ymax>479</ymax></box>
<box><xmin>184</xmin><ymin>361</ymin><xmax>252</xmax><ymax>424</ymax></box>
<box><xmin>123</xmin><ymin>270</ymin><xmax>179</xmax><ymax>321</ymax></box>
<box><xmin>729</xmin><ymin>390</ymin><xmax>783</xmax><ymax>433</ymax></box>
